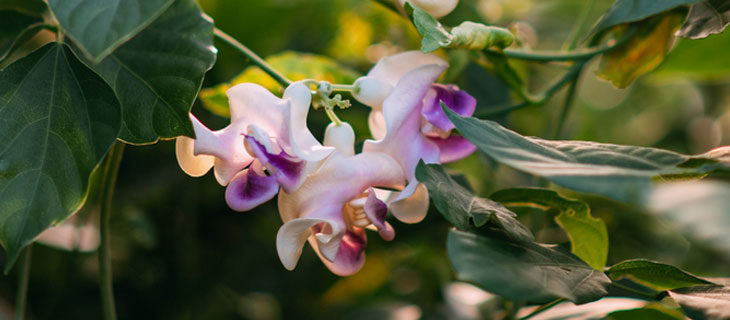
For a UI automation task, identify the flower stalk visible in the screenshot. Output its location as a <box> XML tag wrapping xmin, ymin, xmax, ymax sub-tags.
<box><xmin>15</xmin><ymin>245</ymin><xmax>32</xmax><ymax>320</ymax></box>
<box><xmin>99</xmin><ymin>142</ymin><xmax>125</xmax><ymax>320</ymax></box>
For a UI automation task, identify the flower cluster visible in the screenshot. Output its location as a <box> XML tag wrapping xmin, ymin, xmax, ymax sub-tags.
<box><xmin>176</xmin><ymin>51</ymin><xmax>476</xmax><ymax>276</ymax></box>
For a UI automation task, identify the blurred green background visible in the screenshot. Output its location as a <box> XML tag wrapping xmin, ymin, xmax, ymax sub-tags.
<box><xmin>2</xmin><ymin>0</ymin><xmax>730</xmax><ymax>319</ymax></box>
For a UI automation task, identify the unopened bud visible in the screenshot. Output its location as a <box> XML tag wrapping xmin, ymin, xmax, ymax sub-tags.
<box><xmin>450</xmin><ymin>21</ymin><xmax>514</xmax><ymax>50</ymax></box>
<box><xmin>324</xmin><ymin>122</ymin><xmax>355</xmax><ymax>157</ymax></box>
<box><xmin>352</xmin><ymin>76</ymin><xmax>394</xmax><ymax>108</ymax></box>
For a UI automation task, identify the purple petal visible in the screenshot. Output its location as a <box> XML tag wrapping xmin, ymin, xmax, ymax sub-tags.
<box><xmin>427</xmin><ymin>135</ymin><xmax>477</xmax><ymax>163</ymax></box>
<box><xmin>245</xmin><ymin>136</ymin><xmax>305</xmax><ymax>193</ymax></box>
<box><xmin>421</xmin><ymin>84</ymin><xmax>477</xmax><ymax>132</ymax></box>
<box><xmin>225</xmin><ymin>167</ymin><xmax>279</xmax><ymax>212</ymax></box>
<box><xmin>364</xmin><ymin>188</ymin><xmax>395</xmax><ymax>241</ymax></box>
<box><xmin>316</xmin><ymin>228</ymin><xmax>368</xmax><ymax>276</ymax></box>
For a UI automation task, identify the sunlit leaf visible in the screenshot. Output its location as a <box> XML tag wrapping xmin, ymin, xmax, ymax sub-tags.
<box><xmin>648</xmin><ymin>181</ymin><xmax>730</xmax><ymax>257</ymax></box>
<box><xmin>0</xmin><ymin>43</ymin><xmax>121</xmax><ymax>271</ymax></box>
<box><xmin>444</xmin><ymin>106</ymin><xmax>730</xmax><ymax>204</ymax></box>
<box><xmin>200</xmin><ymin>51</ymin><xmax>359</xmax><ymax>118</ymax></box>
<box><xmin>669</xmin><ymin>284</ymin><xmax>730</xmax><ymax>320</ymax></box>
<box><xmin>592</xmin><ymin>0</ymin><xmax>700</xmax><ymax>34</ymax></box>
<box><xmin>677</xmin><ymin>0</ymin><xmax>730</xmax><ymax>39</ymax></box>
<box><xmin>88</xmin><ymin>0</ymin><xmax>216</xmax><ymax>144</ymax></box>
<box><xmin>607</xmin><ymin>259</ymin><xmax>715</xmax><ymax>291</ymax></box>
<box><xmin>490</xmin><ymin>188</ymin><xmax>608</xmax><ymax>270</ymax></box>
<box><xmin>597</xmin><ymin>11</ymin><xmax>685</xmax><ymax>88</ymax></box>
<box><xmin>448</xmin><ymin>229</ymin><xmax>611</xmax><ymax>304</ymax></box>
<box><xmin>652</xmin><ymin>31</ymin><xmax>730</xmax><ymax>81</ymax></box>
<box><xmin>47</xmin><ymin>0</ymin><xmax>174</xmax><ymax>63</ymax></box>
<box><xmin>415</xmin><ymin>162</ymin><xmax>534</xmax><ymax>243</ymax></box>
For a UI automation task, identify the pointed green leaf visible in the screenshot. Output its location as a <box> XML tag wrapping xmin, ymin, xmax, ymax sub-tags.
<box><xmin>677</xmin><ymin>0</ymin><xmax>730</xmax><ymax>39</ymax></box>
<box><xmin>443</xmin><ymin>106</ymin><xmax>730</xmax><ymax>204</ymax></box>
<box><xmin>669</xmin><ymin>284</ymin><xmax>730</xmax><ymax>320</ymax></box>
<box><xmin>88</xmin><ymin>0</ymin><xmax>216</xmax><ymax>144</ymax></box>
<box><xmin>0</xmin><ymin>10</ymin><xmax>42</xmax><ymax>59</ymax></box>
<box><xmin>490</xmin><ymin>188</ymin><xmax>608</xmax><ymax>270</ymax></box>
<box><xmin>608</xmin><ymin>259</ymin><xmax>715</xmax><ymax>291</ymax></box>
<box><xmin>652</xmin><ymin>30</ymin><xmax>730</xmax><ymax>81</ymax></box>
<box><xmin>0</xmin><ymin>43</ymin><xmax>121</xmax><ymax>270</ymax></box>
<box><xmin>47</xmin><ymin>0</ymin><xmax>175</xmax><ymax>63</ymax></box>
<box><xmin>415</xmin><ymin>162</ymin><xmax>534</xmax><ymax>243</ymax></box>
<box><xmin>404</xmin><ymin>1</ymin><xmax>452</xmax><ymax>53</ymax></box>
<box><xmin>448</xmin><ymin>229</ymin><xmax>611</xmax><ymax>304</ymax></box>
<box><xmin>592</xmin><ymin>0</ymin><xmax>701</xmax><ymax>34</ymax></box>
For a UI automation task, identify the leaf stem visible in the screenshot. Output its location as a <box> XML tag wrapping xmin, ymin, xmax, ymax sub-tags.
<box><xmin>331</xmin><ymin>83</ymin><xmax>355</xmax><ymax>93</ymax></box>
<box><xmin>213</xmin><ymin>28</ymin><xmax>292</xmax><ymax>87</ymax></box>
<box><xmin>552</xmin><ymin>68</ymin><xmax>582</xmax><ymax>139</ymax></box>
<box><xmin>15</xmin><ymin>245</ymin><xmax>32</xmax><ymax>320</ymax></box>
<box><xmin>517</xmin><ymin>298</ymin><xmax>564</xmax><ymax>320</ymax></box>
<box><xmin>99</xmin><ymin>142</ymin><xmax>125</xmax><ymax>320</ymax></box>
<box><xmin>563</xmin><ymin>0</ymin><xmax>595</xmax><ymax>50</ymax></box>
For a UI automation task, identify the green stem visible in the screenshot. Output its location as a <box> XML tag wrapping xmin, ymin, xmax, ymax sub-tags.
<box><xmin>517</xmin><ymin>299</ymin><xmax>564</xmax><ymax>320</ymax></box>
<box><xmin>483</xmin><ymin>60</ymin><xmax>586</xmax><ymax>118</ymax></box>
<box><xmin>331</xmin><ymin>83</ymin><xmax>355</xmax><ymax>93</ymax></box>
<box><xmin>610</xmin><ymin>282</ymin><xmax>658</xmax><ymax>299</ymax></box>
<box><xmin>15</xmin><ymin>245</ymin><xmax>32</xmax><ymax>320</ymax></box>
<box><xmin>99</xmin><ymin>142</ymin><xmax>125</xmax><ymax>320</ymax></box>
<box><xmin>490</xmin><ymin>26</ymin><xmax>636</xmax><ymax>62</ymax></box>
<box><xmin>213</xmin><ymin>28</ymin><xmax>292</xmax><ymax>87</ymax></box>
<box><xmin>552</xmin><ymin>69</ymin><xmax>582</xmax><ymax>139</ymax></box>
<box><xmin>563</xmin><ymin>0</ymin><xmax>595</xmax><ymax>50</ymax></box>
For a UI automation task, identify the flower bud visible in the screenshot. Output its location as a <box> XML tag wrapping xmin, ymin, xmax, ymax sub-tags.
<box><xmin>324</xmin><ymin>122</ymin><xmax>355</xmax><ymax>157</ymax></box>
<box><xmin>399</xmin><ymin>0</ymin><xmax>458</xmax><ymax>19</ymax></box>
<box><xmin>450</xmin><ymin>21</ymin><xmax>514</xmax><ymax>50</ymax></box>
<box><xmin>352</xmin><ymin>76</ymin><xmax>394</xmax><ymax>108</ymax></box>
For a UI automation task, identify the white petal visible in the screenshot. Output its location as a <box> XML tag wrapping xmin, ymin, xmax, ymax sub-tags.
<box><xmin>36</xmin><ymin>216</ymin><xmax>99</xmax><ymax>252</ymax></box>
<box><xmin>227</xmin><ymin>83</ymin><xmax>287</xmax><ymax>130</ymax></box>
<box><xmin>390</xmin><ymin>182</ymin><xmax>430</xmax><ymax>223</ymax></box>
<box><xmin>368</xmin><ymin>51</ymin><xmax>447</xmax><ymax>86</ymax></box>
<box><xmin>284</xmin><ymin>81</ymin><xmax>335</xmax><ymax>161</ymax></box>
<box><xmin>175</xmin><ymin>135</ymin><xmax>214</xmax><ymax>177</ymax></box>
<box><xmin>352</xmin><ymin>76</ymin><xmax>394</xmax><ymax>108</ymax></box>
<box><xmin>323</xmin><ymin>122</ymin><xmax>355</xmax><ymax>157</ymax></box>
<box><xmin>399</xmin><ymin>0</ymin><xmax>459</xmax><ymax>19</ymax></box>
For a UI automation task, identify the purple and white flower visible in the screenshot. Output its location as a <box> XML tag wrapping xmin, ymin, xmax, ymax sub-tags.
<box><xmin>353</xmin><ymin>51</ymin><xmax>477</xmax><ymax>223</ymax></box>
<box><xmin>276</xmin><ymin>123</ymin><xmax>406</xmax><ymax>276</ymax></box>
<box><xmin>176</xmin><ymin>81</ymin><xmax>335</xmax><ymax>211</ymax></box>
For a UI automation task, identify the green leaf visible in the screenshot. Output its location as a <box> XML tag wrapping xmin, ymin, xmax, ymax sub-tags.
<box><xmin>415</xmin><ymin>162</ymin><xmax>534</xmax><ymax>243</ymax></box>
<box><xmin>87</xmin><ymin>0</ymin><xmax>216</xmax><ymax>144</ymax></box>
<box><xmin>490</xmin><ymin>188</ymin><xmax>608</xmax><ymax>270</ymax></box>
<box><xmin>648</xmin><ymin>181</ymin><xmax>730</xmax><ymax>257</ymax></box>
<box><xmin>404</xmin><ymin>1</ymin><xmax>452</xmax><ymax>53</ymax></box>
<box><xmin>200</xmin><ymin>51</ymin><xmax>359</xmax><ymax>118</ymax></box>
<box><xmin>48</xmin><ymin>0</ymin><xmax>174</xmax><ymax>63</ymax></box>
<box><xmin>653</xmin><ymin>30</ymin><xmax>730</xmax><ymax>81</ymax></box>
<box><xmin>669</xmin><ymin>285</ymin><xmax>730</xmax><ymax>320</ymax></box>
<box><xmin>592</xmin><ymin>0</ymin><xmax>701</xmax><ymax>34</ymax></box>
<box><xmin>608</xmin><ymin>304</ymin><xmax>686</xmax><ymax>320</ymax></box>
<box><xmin>607</xmin><ymin>260</ymin><xmax>715</xmax><ymax>291</ymax></box>
<box><xmin>0</xmin><ymin>0</ymin><xmax>48</xmax><ymax>16</ymax></box>
<box><xmin>0</xmin><ymin>43</ymin><xmax>121</xmax><ymax>270</ymax></box>
<box><xmin>443</xmin><ymin>106</ymin><xmax>730</xmax><ymax>204</ymax></box>
<box><xmin>597</xmin><ymin>11</ymin><xmax>685</xmax><ymax>88</ymax></box>
<box><xmin>677</xmin><ymin>0</ymin><xmax>730</xmax><ymax>39</ymax></box>
<box><xmin>0</xmin><ymin>10</ymin><xmax>42</xmax><ymax>60</ymax></box>
<box><xmin>447</xmin><ymin>229</ymin><xmax>611</xmax><ymax>304</ymax></box>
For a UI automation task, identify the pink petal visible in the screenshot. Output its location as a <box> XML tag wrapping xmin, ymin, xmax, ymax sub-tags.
<box><xmin>368</xmin><ymin>51</ymin><xmax>447</xmax><ymax>87</ymax></box>
<box><xmin>364</xmin><ymin>188</ymin><xmax>395</xmax><ymax>241</ymax></box>
<box><xmin>284</xmin><ymin>81</ymin><xmax>335</xmax><ymax>161</ymax></box>
<box><xmin>427</xmin><ymin>135</ymin><xmax>477</xmax><ymax>163</ymax></box>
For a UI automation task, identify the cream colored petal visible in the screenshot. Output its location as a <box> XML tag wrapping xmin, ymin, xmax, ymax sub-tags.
<box><xmin>323</xmin><ymin>122</ymin><xmax>355</xmax><ymax>157</ymax></box>
<box><xmin>368</xmin><ymin>51</ymin><xmax>447</xmax><ymax>87</ymax></box>
<box><xmin>175</xmin><ymin>135</ymin><xmax>213</xmax><ymax>177</ymax></box>
<box><xmin>389</xmin><ymin>182</ymin><xmax>430</xmax><ymax>224</ymax></box>
<box><xmin>368</xmin><ymin>110</ymin><xmax>387</xmax><ymax>141</ymax></box>
<box><xmin>276</xmin><ymin>216</ymin><xmax>343</xmax><ymax>270</ymax></box>
<box><xmin>36</xmin><ymin>216</ymin><xmax>99</xmax><ymax>252</ymax></box>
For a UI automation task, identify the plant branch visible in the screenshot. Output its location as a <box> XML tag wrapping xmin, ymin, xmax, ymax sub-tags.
<box><xmin>564</xmin><ymin>0</ymin><xmax>595</xmax><ymax>50</ymax></box>
<box><xmin>213</xmin><ymin>28</ymin><xmax>292</xmax><ymax>87</ymax></box>
<box><xmin>99</xmin><ymin>142</ymin><xmax>125</xmax><ymax>320</ymax></box>
<box><xmin>517</xmin><ymin>298</ymin><xmax>564</xmax><ymax>320</ymax></box>
<box><xmin>609</xmin><ymin>282</ymin><xmax>658</xmax><ymax>300</ymax></box>
<box><xmin>552</xmin><ymin>69</ymin><xmax>582</xmax><ymax>139</ymax></box>
<box><xmin>15</xmin><ymin>245</ymin><xmax>32</xmax><ymax>320</ymax></box>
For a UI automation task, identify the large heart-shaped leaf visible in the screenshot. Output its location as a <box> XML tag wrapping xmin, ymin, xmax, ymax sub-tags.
<box><xmin>0</xmin><ymin>43</ymin><xmax>121</xmax><ymax>270</ymax></box>
<box><xmin>47</xmin><ymin>0</ymin><xmax>174</xmax><ymax>63</ymax></box>
<box><xmin>677</xmin><ymin>0</ymin><xmax>730</xmax><ymax>39</ymax></box>
<box><xmin>490</xmin><ymin>188</ymin><xmax>608</xmax><ymax>270</ymax></box>
<box><xmin>89</xmin><ymin>0</ymin><xmax>216</xmax><ymax>144</ymax></box>
<box><xmin>448</xmin><ymin>229</ymin><xmax>611</xmax><ymax>304</ymax></box>
<box><xmin>444</xmin><ymin>106</ymin><xmax>730</xmax><ymax>204</ymax></box>
<box><xmin>592</xmin><ymin>0</ymin><xmax>701</xmax><ymax>34</ymax></box>
<box><xmin>607</xmin><ymin>259</ymin><xmax>715</xmax><ymax>291</ymax></box>
<box><xmin>415</xmin><ymin>162</ymin><xmax>534</xmax><ymax>243</ymax></box>
<box><xmin>648</xmin><ymin>181</ymin><xmax>730</xmax><ymax>257</ymax></box>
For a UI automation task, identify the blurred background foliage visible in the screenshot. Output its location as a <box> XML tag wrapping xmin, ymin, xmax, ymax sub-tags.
<box><xmin>2</xmin><ymin>0</ymin><xmax>730</xmax><ymax>319</ymax></box>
